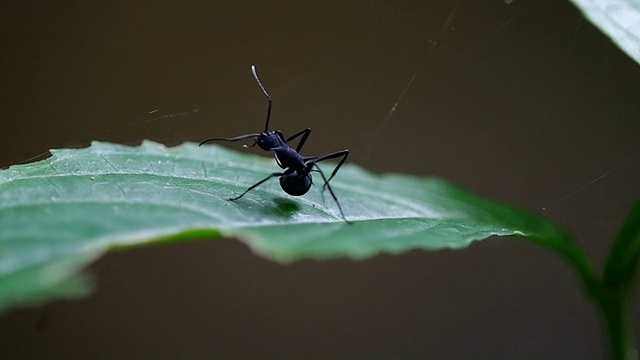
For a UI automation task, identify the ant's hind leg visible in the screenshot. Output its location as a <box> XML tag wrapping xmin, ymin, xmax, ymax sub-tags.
<box><xmin>313</xmin><ymin>164</ymin><xmax>351</xmax><ymax>224</ymax></box>
<box><xmin>310</xmin><ymin>149</ymin><xmax>349</xmax><ymax>188</ymax></box>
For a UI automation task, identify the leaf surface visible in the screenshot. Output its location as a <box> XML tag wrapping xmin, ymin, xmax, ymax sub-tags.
<box><xmin>0</xmin><ymin>141</ymin><xmax>586</xmax><ymax>312</ymax></box>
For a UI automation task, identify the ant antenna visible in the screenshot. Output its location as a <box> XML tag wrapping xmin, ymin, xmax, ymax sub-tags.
<box><xmin>251</xmin><ymin>65</ymin><xmax>272</xmax><ymax>132</ymax></box>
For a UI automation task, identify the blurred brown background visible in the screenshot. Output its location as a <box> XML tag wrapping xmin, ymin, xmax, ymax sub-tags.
<box><xmin>1</xmin><ymin>0</ymin><xmax>639</xmax><ymax>358</ymax></box>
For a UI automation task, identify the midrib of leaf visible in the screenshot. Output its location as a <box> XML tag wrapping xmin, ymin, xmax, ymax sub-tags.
<box><xmin>1</xmin><ymin>169</ymin><xmax>442</xmax><ymax>224</ymax></box>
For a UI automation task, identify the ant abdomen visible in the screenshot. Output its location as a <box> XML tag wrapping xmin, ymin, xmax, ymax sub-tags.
<box><xmin>280</xmin><ymin>172</ymin><xmax>312</xmax><ymax>196</ymax></box>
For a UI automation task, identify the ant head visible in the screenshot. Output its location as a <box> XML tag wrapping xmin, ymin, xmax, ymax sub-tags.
<box><xmin>256</xmin><ymin>131</ymin><xmax>284</xmax><ymax>151</ymax></box>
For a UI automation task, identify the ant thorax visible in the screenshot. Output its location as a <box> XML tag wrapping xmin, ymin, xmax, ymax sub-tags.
<box><xmin>272</xmin><ymin>145</ymin><xmax>306</xmax><ymax>170</ymax></box>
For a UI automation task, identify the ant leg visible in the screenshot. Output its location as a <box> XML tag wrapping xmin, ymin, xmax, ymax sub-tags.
<box><xmin>313</xmin><ymin>164</ymin><xmax>352</xmax><ymax>224</ymax></box>
<box><xmin>199</xmin><ymin>133</ymin><xmax>261</xmax><ymax>147</ymax></box>
<box><xmin>229</xmin><ymin>172</ymin><xmax>285</xmax><ymax>201</ymax></box>
<box><xmin>286</xmin><ymin>128</ymin><xmax>311</xmax><ymax>152</ymax></box>
<box><xmin>308</xmin><ymin>149</ymin><xmax>349</xmax><ymax>186</ymax></box>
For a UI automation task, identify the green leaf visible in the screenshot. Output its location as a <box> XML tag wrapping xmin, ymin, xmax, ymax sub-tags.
<box><xmin>596</xmin><ymin>200</ymin><xmax>640</xmax><ymax>360</ymax></box>
<box><xmin>569</xmin><ymin>0</ymin><xmax>640</xmax><ymax>66</ymax></box>
<box><xmin>0</xmin><ymin>251</ymin><xmax>99</xmax><ymax>311</ymax></box>
<box><xmin>603</xmin><ymin>199</ymin><xmax>640</xmax><ymax>294</ymax></box>
<box><xmin>0</xmin><ymin>140</ymin><xmax>591</xmax><ymax>312</ymax></box>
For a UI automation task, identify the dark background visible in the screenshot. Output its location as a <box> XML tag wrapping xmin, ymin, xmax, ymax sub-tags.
<box><xmin>1</xmin><ymin>1</ymin><xmax>639</xmax><ymax>358</ymax></box>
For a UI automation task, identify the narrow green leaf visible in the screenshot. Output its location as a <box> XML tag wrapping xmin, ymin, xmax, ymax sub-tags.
<box><xmin>0</xmin><ymin>140</ymin><xmax>591</xmax><ymax>312</ymax></box>
<box><xmin>569</xmin><ymin>0</ymin><xmax>640</xmax><ymax>66</ymax></box>
<box><xmin>603</xmin><ymin>199</ymin><xmax>640</xmax><ymax>292</ymax></box>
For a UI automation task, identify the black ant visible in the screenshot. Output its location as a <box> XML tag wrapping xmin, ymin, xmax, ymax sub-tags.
<box><xmin>200</xmin><ymin>65</ymin><xmax>351</xmax><ymax>223</ymax></box>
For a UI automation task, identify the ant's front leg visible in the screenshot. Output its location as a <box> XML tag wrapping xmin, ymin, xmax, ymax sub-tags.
<box><xmin>229</xmin><ymin>172</ymin><xmax>286</xmax><ymax>201</ymax></box>
<box><xmin>285</xmin><ymin>128</ymin><xmax>311</xmax><ymax>152</ymax></box>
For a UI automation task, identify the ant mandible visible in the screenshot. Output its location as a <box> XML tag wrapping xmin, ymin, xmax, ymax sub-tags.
<box><xmin>199</xmin><ymin>65</ymin><xmax>351</xmax><ymax>223</ymax></box>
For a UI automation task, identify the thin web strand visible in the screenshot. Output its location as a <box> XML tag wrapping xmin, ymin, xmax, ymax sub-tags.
<box><xmin>542</xmin><ymin>153</ymin><xmax>640</xmax><ymax>211</ymax></box>
<box><xmin>360</xmin><ymin>2</ymin><xmax>459</xmax><ymax>164</ymax></box>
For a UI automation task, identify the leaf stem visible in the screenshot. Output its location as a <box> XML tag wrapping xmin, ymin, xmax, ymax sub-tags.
<box><xmin>599</xmin><ymin>290</ymin><xmax>634</xmax><ymax>360</ymax></box>
<box><xmin>532</xmin><ymin>219</ymin><xmax>636</xmax><ymax>359</ymax></box>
